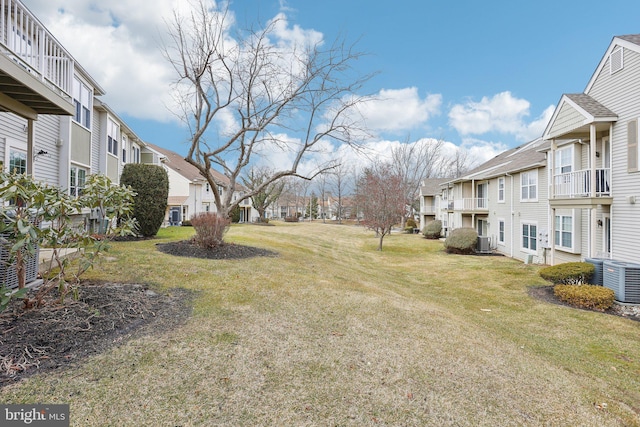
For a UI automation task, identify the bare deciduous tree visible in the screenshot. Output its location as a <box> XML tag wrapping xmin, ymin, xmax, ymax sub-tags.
<box><xmin>391</xmin><ymin>138</ymin><xmax>444</xmax><ymax>227</ymax></box>
<box><xmin>330</xmin><ymin>162</ymin><xmax>351</xmax><ymax>224</ymax></box>
<box><xmin>355</xmin><ymin>162</ymin><xmax>405</xmax><ymax>251</ymax></box>
<box><xmin>241</xmin><ymin>167</ymin><xmax>285</xmax><ymax>222</ymax></box>
<box><xmin>163</xmin><ymin>0</ymin><xmax>371</xmax><ymax>222</ymax></box>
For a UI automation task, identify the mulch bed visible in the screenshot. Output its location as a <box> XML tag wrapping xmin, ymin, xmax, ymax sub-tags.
<box><xmin>156</xmin><ymin>240</ymin><xmax>278</xmax><ymax>260</ymax></box>
<box><xmin>528</xmin><ymin>285</ymin><xmax>640</xmax><ymax>322</ymax></box>
<box><xmin>0</xmin><ymin>283</ymin><xmax>194</xmax><ymax>387</ymax></box>
<box><xmin>0</xmin><ymin>240</ymin><xmax>278</xmax><ymax>387</ymax></box>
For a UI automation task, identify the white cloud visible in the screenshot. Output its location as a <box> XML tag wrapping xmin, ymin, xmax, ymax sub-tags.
<box><xmin>448</xmin><ymin>91</ymin><xmax>552</xmax><ymax>142</ymax></box>
<box><xmin>359</xmin><ymin>88</ymin><xmax>441</xmax><ymax>134</ymax></box>
<box><xmin>27</xmin><ymin>1</ymin><xmax>181</xmax><ymax>122</ymax></box>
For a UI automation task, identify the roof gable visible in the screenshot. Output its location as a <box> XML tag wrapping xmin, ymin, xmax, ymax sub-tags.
<box><xmin>543</xmin><ymin>94</ymin><xmax>617</xmax><ymax>140</ymax></box>
<box><xmin>585</xmin><ymin>34</ymin><xmax>640</xmax><ymax>94</ymax></box>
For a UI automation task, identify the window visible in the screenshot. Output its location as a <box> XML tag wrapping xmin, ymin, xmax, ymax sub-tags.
<box><xmin>522</xmin><ymin>222</ymin><xmax>537</xmax><ymax>252</ymax></box>
<box><xmin>555</xmin><ymin>215</ymin><xmax>573</xmax><ymax>250</ymax></box>
<box><xmin>477</xmin><ymin>183</ymin><xmax>487</xmax><ymax>208</ymax></box>
<box><xmin>122</xmin><ymin>148</ymin><xmax>127</xmax><ymax>163</ymax></box>
<box><xmin>520</xmin><ymin>171</ymin><xmax>537</xmax><ymax>201</ymax></box>
<box><xmin>107</xmin><ymin>119</ymin><xmax>119</xmax><ymax>156</ymax></box>
<box><xmin>498</xmin><ymin>219</ymin><xmax>505</xmax><ymax>244</ymax></box>
<box><xmin>497</xmin><ymin>177</ymin><xmax>505</xmax><ymax>202</ymax></box>
<box><xmin>132</xmin><ymin>146</ymin><xmax>140</xmax><ymax>163</ymax></box>
<box><xmin>73</xmin><ymin>77</ymin><xmax>92</xmax><ymax>128</ymax></box>
<box><xmin>205</xmin><ymin>183</ymin><xmax>210</xmax><ymax>193</ymax></box>
<box><xmin>9</xmin><ymin>149</ymin><xmax>26</xmax><ymax>174</ymax></box>
<box><xmin>555</xmin><ymin>146</ymin><xmax>573</xmax><ymax>175</ymax></box>
<box><xmin>70</xmin><ymin>166</ymin><xmax>87</xmax><ymax>197</ymax></box>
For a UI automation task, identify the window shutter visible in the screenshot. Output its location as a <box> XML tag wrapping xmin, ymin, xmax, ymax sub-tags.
<box><xmin>628</xmin><ymin>120</ymin><xmax>638</xmax><ymax>172</ymax></box>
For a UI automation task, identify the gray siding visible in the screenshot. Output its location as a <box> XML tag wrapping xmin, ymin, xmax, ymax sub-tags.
<box><xmin>589</xmin><ymin>45</ymin><xmax>640</xmax><ymax>262</ymax></box>
<box><xmin>548</xmin><ymin>102</ymin><xmax>585</xmax><ymax>138</ymax></box>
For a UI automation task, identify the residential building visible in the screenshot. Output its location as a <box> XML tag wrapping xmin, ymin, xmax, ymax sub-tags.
<box><xmin>439</xmin><ymin>138</ymin><xmax>550</xmax><ymax>263</ymax></box>
<box><xmin>0</xmin><ymin>0</ymin><xmax>144</xmax><ymax>221</ymax></box>
<box><xmin>541</xmin><ymin>35</ymin><xmax>640</xmax><ymax>265</ymax></box>
<box><xmin>440</xmin><ymin>34</ymin><xmax>640</xmax><ymax>267</ymax></box>
<box><xmin>143</xmin><ymin>143</ymin><xmax>256</xmax><ymax>225</ymax></box>
<box><xmin>418</xmin><ymin>178</ymin><xmax>448</xmax><ymax>230</ymax></box>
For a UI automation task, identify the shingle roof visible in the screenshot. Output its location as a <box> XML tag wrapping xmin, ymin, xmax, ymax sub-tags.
<box><xmin>446</xmin><ymin>138</ymin><xmax>548</xmax><ymax>184</ymax></box>
<box><xmin>564</xmin><ymin>93</ymin><xmax>617</xmax><ymax>119</ymax></box>
<box><xmin>145</xmin><ymin>143</ymin><xmax>230</xmax><ymax>185</ymax></box>
<box><xmin>616</xmin><ymin>34</ymin><xmax>640</xmax><ymax>46</ymax></box>
<box><xmin>420</xmin><ymin>178</ymin><xmax>449</xmax><ymax>196</ymax></box>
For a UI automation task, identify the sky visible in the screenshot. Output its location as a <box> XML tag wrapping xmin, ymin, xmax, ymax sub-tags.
<box><xmin>22</xmin><ymin>0</ymin><xmax>640</xmax><ymax>174</ymax></box>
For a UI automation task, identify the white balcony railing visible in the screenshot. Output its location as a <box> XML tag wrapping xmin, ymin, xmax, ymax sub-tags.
<box><xmin>553</xmin><ymin>168</ymin><xmax>610</xmax><ymax>198</ymax></box>
<box><xmin>453</xmin><ymin>198</ymin><xmax>488</xmax><ymax>211</ymax></box>
<box><xmin>0</xmin><ymin>0</ymin><xmax>73</xmax><ymax>97</ymax></box>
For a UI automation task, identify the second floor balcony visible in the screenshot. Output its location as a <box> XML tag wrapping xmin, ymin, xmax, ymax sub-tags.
<box><xmin>0</xmin><ymin>0</ymin><xmax>74</xmax><ymax>117</ymax></box>
<box><xmin>553</xmin><ymin>168</ymin><xmax>610</xmax><ymax>198</ymax></box>
<box><xmin>442</xmin><ymin>198</ymin><xmax>489</xmax><ymax>212</ymax></box>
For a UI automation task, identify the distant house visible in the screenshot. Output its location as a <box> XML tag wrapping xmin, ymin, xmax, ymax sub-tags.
<box><xmin>143</xmin><ymin>143</ymin><xmax>256</xmax><ymax>225</ymax></box>
<box><xmin>437</xmin><ymin>138</ymin><xmax>550</xmax><ymax>263</ymax></box>
<box><xmin>418</xmin><ymin>178</ymin><xmax>448</xmax><ymax>231</ymax></box>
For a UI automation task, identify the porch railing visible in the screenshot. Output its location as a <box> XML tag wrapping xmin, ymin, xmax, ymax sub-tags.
<box><xmin>553</xmin><ymin>168</ymin><xmax>610</xmax><ymax>198</ymax></box>
<box><xmin>453</xmin><ymin>198</ymin><xmax>489</xmax><ymax>211</ymax></box>
<box><xmin>0</xmin><ymin>0</ymin><xmax>73</xmax><ymax>97</ymax></box>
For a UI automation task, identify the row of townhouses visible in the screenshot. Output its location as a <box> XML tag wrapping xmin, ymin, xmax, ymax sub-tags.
<box><xmin>0</xmin><ymin>0</ymin><xmax>255</xmax><ymax>229</ymax></box>
<box><xmin>420</xmin><ymin>34</ymin><xmax>640</xmax><ymax>268</ymax></box>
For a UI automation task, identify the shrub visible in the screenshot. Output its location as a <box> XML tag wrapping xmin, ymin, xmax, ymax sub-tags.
<box><xmin>181</xmin><ymin>220</ymin><xmax>192</xmax><ymax>227</ymax></box>
<box><xmin>539</xmin><ymin>262</ymin><xmax>594</xmax><ymax>285</ymax></box>
<box><xmin>422</xmin><ymin>220</ymin><xmax>442</xmax><ymax>239</ymax></box>
<box><xmin>554</xmin><ymin>284</ymin><xmax>615</xmax><ymax>311</ymax></box>
<box><xmin>190</xmin><ymin>213</ymin><xmax>230</xmax><ymax>248</ymax></box>
<box><xmin>406</xmin><ymin>218</ymin><xmax>417</xmax><ymax>228</ymax></box>
<box><xmin>120</xmin><ymin>164</ymin><xmax>169</xmax><ymax>237</ymax></box>
<box><xmin>444</xmin><ymin>227</ymin><xmax>478</xmax><ymax>254</ymax></box>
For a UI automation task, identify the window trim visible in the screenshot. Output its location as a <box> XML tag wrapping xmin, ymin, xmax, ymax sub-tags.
<box><xmin>107</xmin><ymin>118</ymin><xmax>119</xmax><ymax>157</ymax></box>
<box><xmin>497</xmin><ymin>177</ymin><xmax>505</xmax><ymax>203</ymax></box>
<box><xmin>554</xmin><ymin>214</ymin><xmax>574</xmax><ymax>251</ymax></box>
<box><xmin>555</xmin><ymin>145</ymin><xmax>573</xmax><ymax>175</ymax></box>
<box><xmin>69</xmin><ymin>165</ymin><xmax>88</xmax><ymax>198</ymax></box>
<box><xmin>521</xmin><ymin>221</ymin><xmax>538</xmax><ymax>253</ymax></box>
<box><xmin>73</xmin><ymin>76</ymin><xmax>92</xmax><ymax>129</ymax></box>
<box><xmin>498</xmin><ymin>218</ymin><xmax>505</xmax><ymax>245</ymax></box>
<box><xmin>520</xmin><ymin>170</ymin><xmax>538</xmax><ymax>202</ymax></box>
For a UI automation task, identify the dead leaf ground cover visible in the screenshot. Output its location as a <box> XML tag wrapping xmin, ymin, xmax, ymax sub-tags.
<box><xmin>2</xmin><ymin>223</ymin><xmax>640</xmax><ymax>426</ymax></box>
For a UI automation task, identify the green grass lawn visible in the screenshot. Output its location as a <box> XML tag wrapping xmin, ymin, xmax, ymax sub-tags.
<box><xmin>4</xmin><ymin>222</ymin><xmax>640</xmax><ymax>426</ymax></box>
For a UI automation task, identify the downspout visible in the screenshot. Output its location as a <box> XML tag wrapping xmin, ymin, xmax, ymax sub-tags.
<box><xmin>589</xmin><ymin>123</ymin><xmax>597</xmax><ymax>258</ymax></box>
<box><xmin>550</xmin><ymin>139</ymin><xmax>556</xmax><ymax>265</ymax></box>
<box><xmin>506</xmin><ymin>173</ymin><xmax>514</xmax><ymax>258</ymax></box>
<box><xmin>26</xmin><ymin>119</ymin><xmax>35</xmax><ymax>176</ymax></box>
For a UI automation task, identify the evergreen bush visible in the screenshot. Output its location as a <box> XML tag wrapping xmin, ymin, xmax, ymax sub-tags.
<box><xmin>422</xmin><ymin>220</ymin><xmax>442</xmax><ymax>239</ymax></box>
<box><xmin>539</xmin><ymin>262</ymin><xmax>594</xmax><ymax>285</ymax></box>
<box><xmin>120</xmin><ymin>164</ymin><xmax>169</xmax><ymax>237</ymax></box>
<box><xmin>444</xmin><ymin>227</ymin><xmax>478</xmax><ymax>254</ymax></box>
<box><xmin>554</xmin><ymin>284</ymin><xmax>615</xmax><ymax>311</ymax></box>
